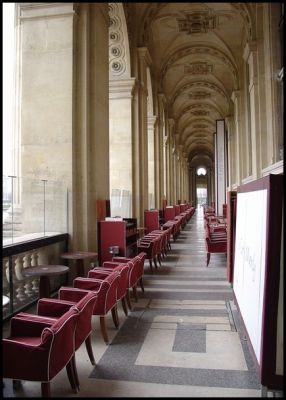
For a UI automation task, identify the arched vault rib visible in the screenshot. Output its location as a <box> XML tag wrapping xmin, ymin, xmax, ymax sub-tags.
<box><xmin>188</xmin><ymin>146</ymin><xmax>214</xmax><ymax>161</ymax></box>
<box><xmin>180</xmin><ymin>117</ymin><xmax>216</xmax><ymax>136</ymax></box>
<box><xmin>176</xmin><ymin>103</ymin><xmax>223</xmax><ymax>127</ymax></box>
<box><xmin>184</xmin><ymin>132</ymin><xmax>213</xmax><ymax>146</ymax></box>
<box><xmin>181</xmin><ymin>127</ymin><xmax>214</xmax><ymax>144</ymax></box>
<box><xmin>170</xmin><ymin>80</ymin><xmax>230</xmax><ymax>106</ymax></box>
<box><xmin>160</xmin><ymin>45</ymin><xmax>239</xmax><ymax>90</ymax></box>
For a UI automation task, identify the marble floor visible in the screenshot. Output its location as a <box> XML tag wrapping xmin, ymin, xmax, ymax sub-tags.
<box><xmin>3</xmin><ymin>207</ymin><xmax>264</xmax><ymax>397</ymax></box>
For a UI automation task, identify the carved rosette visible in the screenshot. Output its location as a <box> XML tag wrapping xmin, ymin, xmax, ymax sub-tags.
<box><xmin>109</xmin><ymin>3</ymin><xmax>127</xmax><ymax>77</ymax></box>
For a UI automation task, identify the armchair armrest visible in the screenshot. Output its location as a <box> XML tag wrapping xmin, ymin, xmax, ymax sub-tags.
<box><xmin>10</xmin><ymin>315</ymin><xmax>54</xmax><ymax>337</ymax></box>
<box><xmin>37</xmin><ymin>298</ymin><xmax>74</xmax><ymax>317</ymax></box>
<box><xmin>14</xmin><ymin>312</ymin><xmax>57</xmax><ymax>325</ymax></box>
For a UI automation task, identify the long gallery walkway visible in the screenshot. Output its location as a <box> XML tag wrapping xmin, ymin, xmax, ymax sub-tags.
<box><xmin>3</xmin><ymin>207</ymin><xmax>262</xmax><ymax>397</ymax></box>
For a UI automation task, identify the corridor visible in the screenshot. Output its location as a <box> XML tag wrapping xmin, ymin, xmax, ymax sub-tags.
<box><xmin>3</xmin><ymin>207</ymin><xmax>261</xmax><ymax>398</ymax></box>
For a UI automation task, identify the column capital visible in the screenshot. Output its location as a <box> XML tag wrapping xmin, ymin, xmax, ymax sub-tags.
<box><xmin>18</xmin><ymin>3</ymin><xmax>76</xmax><ymax>20</ymax></box>
<box><xmin>231</xmin><ymin>90</ymin><xmax>240</xmax><ymax>102</ymax></box>
<box><xmin>243</xmin><ymin>41</ymin><xmax>257</xmax><ymax>61</ymax></box>
<box><xmin>158</xmin><ymin>93</ymin><xmax>167</xmax><ymax>104</ymax></box>
<box><xmin>148</xmin><ymin>115</ymin><xmax>157</xmax><ymax>128</ymax></box>
<box><xmin>137</xmin><ymin>47</ymin><xmax>152</xmax><ymax>66</ymax></box>
<box><xmin>109</xmin><ymin>78</ymin><xmax>137</xmax><ymax>99</ymax></box>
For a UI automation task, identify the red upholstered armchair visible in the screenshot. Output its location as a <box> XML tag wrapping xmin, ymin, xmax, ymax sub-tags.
<box><xmin>88</xmin><ymin>262</ymin><xmax>130</xmax><ymax>316</ymax></box>
<box><xmin>2</xmin><ymin>307</ymin><xmax>79</xmax><ymax>397</ymax></box>
<box><xmin>137</xmin><ymin>238</ymin><xmax>157</xmax><ymax>272</ymax></box>
<box><xmin>73</xmin><ymin>270</ymin><xmax>120</xmax><ymax>344</ymax></box>
<box><xmin>112</xmin><ymin>252</ymin><xmax>147</xmax><ymax>304</ymax></box>
<box><xmin>205</xmin><ymin>230</ymin><xmax>227</xmax><ymax>267</ymax></box>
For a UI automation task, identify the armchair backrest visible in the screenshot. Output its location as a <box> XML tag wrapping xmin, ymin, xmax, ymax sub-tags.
<box><xmin>60</xmin><ymin>289</ymin><xmax>97</xmax><ymax>350</ymax></box>
<box><xmin>79</xmin><ymin>270</ymin><xmax>120</xmax><ymax>315</ymax></box>
<box><xmin>136</xmin><ymin>252</ymin><xmax>147</xmax><ymax>277</ymax></box>
<box><xmin>111</xmin><ymin>264</ymin><xmax>129</xmax><ymax>300</ymax></box>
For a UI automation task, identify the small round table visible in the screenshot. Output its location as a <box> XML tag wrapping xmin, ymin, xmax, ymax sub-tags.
<box><xmin>60</xmin><ymin>251</ymin><xmax>98</xmax><ymax>277</ymax></box>
<box><xmin>23</xmin><ymin>265</ymin><xmax>69</xmax><ymax>298</ymax></box>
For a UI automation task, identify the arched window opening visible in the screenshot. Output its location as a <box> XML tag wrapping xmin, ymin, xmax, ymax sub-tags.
<box><xmin>197</xmin><ymin>167</ymin><xmax>207</xmax><ymax>176</ymax></box>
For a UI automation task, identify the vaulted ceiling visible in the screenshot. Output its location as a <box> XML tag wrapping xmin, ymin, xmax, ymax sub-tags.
<box><xmin>125</xmin><ymin>3</ymin><xmax>252</xmax><ymax>169</ymax></box>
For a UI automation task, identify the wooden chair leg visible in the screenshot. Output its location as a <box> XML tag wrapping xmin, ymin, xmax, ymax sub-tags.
<box><xmin>154</xmin><ymin>257</ymin><xmax>158</xmax><ymax>269</ymax></box>
<box><xmin>206</xmin><ymin>252</ymin><xmax>210</xmax><ymax>266</ymax></box>
<box><xmin>111</xmin><ymin>305</ymin><xmax>120</xmax><ymax>329</ymax></box>
<box><xmin>149</xmin><ymin>259</ymin><xmax>153</xmax><ymax>273</ymax></box>
<box><xmin>121</xmin><ymin>296</ymin><xmax>128</xmax><ymax>316</ymax></box>
<box><xmin>126</xmin><ymin>290</ymin><xmax>132</xmax><ymax>310</ymax></box>
<box><xmin>85</xmin><ymin>334</ymin><xmax>96</xmax><ymax>365</ymax></box>
<box><xmin>66</xmin><ymin>358</ymin><xmax>78</xmax><ymax>392</ymax></box>
<box><xmin>71</xmin><ymin>355</ymin><xmax>80</xmax><ymax>390</ymax></box>
<box><xmin>100</xmin><ymin>316</ymin><xmax>109</xmax><ymax>344</ymax></box>
<box><xmin>158</xmin><ymin>254</ymin><xmax>162</xmax><ymax>266</ymax></box>
<box><xmin>41</xmin><ymin>382</ymin><xmax>51</xmax><ymax>397</ymax></box>
<box><xmin>139</xmin><ymin>277</ymin><xmax>144</xmax><ymax>293</ymax></box>
<box><xmin>132</xmin><ymin>285</ymin><xmax>138</xmax><ymax>302</ymax></box>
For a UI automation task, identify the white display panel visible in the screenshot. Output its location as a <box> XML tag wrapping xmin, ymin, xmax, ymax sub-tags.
<box><xmin>233</xmin><ymin>189</ymin><xmax>267</xmax><ymax>364</ymax></box>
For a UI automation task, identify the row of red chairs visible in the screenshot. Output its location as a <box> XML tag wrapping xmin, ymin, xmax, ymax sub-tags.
<box><xmin>3</xmin><ymin>252</ymin><xmax>147</xmax><ymax>397</ymax></box>
<box><xmin>137</xmin><ymin>207</ymin><xmax>195</xmax><ymax>272</ymax></box>
<box><xmin>204</xmin><ymin>210</ymin><xmax>227</xmax><ymax>267</ymax></box>
<box><xmin>137</xmin><ymin>228</ymin><xmax>172</xmax><ymax>272</ymax></box>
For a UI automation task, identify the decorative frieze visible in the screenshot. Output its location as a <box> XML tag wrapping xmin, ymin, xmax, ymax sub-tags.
<box><xmin>191</xmin><ymin>110</ymin><xmax>210</xmax><ymax>116</ymax></box>
<box><xmin>177</xmin><ymin>10</ymin><xmax>217</xmax><ymax>34</ymax></box>
<box><xmin>189</xmin><ymin>91</ymin><xmax>211</xmax><ymax>100</ymax></box>
<box><xmin>172</xmin><ymin>81</ymin><xmax>227</xmax><ymax>105</ymax></box>
<box><xmin>184</xmin><ymin>62</ymin><xmax>213</xmax><ymax>75</ymax></box>
<box><xmin>193</xmin><ymin>124</ymin><xmax>208</xmax><ymax>128</ymax></box>
<box><xmin>161</xmin><ymin>46</ymin><xmax>238</xmax><ymax>89</ymax></box>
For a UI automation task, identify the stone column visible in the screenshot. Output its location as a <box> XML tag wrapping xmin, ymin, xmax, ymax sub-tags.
<box><xmin>156</xmin><ymin>94</ymin><xmax>166</xmax><ymax>209</ymax></box>
<box><xmin>73</xmin><ymin>3</ymin><xmax>110</xmax><ymax>250</ymax></box>
<box><xmin>148</xmin><ymin>115</ymin><xmax>157</xmax><ymax>209</ymax></box>
<box><xmin>243</xmin><ymin>41</ymin><xmax>261</xmax><ymax>180</ymax></box>
<box><xmin>174</xmin><ymin>134</ymin><xmax>181</xmax><ymax>203</ymax></box>
<box><xmin>189</xmin><ymin>167</ymin><xmax>196</xmax><ymax>206</ymax></box>
<box><xmin>164</xmin><ymin>135</ymin><xmax>169</xmax><ymax>206</ymax></box>
<box><xmin>207</xmin><ymin>167</ymin><xmax>212</xmax><ymax>205</ymax></box>
<box><xmin>225</xmin><ymin>115</ymin><xmax>234</xmax><ymax>189</ymax></box>
<box><xmin>167</xmin><ymin>119</ymin><xmax>175</xmax><ymax>204</ymax></box>
<box><xmin>132</xmin><ymin>47</ymin><xmax>152</xmax><ymax>226</ymax></box>
<box><xmin>183</xmin><ymin>154</ymin><xmax>189</xmax><ymax>202</ymax></box>
<box><xmin>231</xmin><ymin>90</ymin><xmax>242</xmax><ymax>185</ymax></box>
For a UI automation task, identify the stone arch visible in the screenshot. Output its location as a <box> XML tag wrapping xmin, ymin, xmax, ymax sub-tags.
<box><xmin>109</xmin><ymin>3</ymin><xmax>131</xmax><ymax>79</ymax></box>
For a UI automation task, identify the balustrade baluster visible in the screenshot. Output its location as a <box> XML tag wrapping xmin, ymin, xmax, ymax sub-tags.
<box><xmin>24</xmin><ymin>252</ymin><xmax>34</xmax><ymax>298</ymax></box>
<box><xmin>14</xmin><ymin>255</ymin><xmax>26</xmax><ymax>303</ymax></box>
